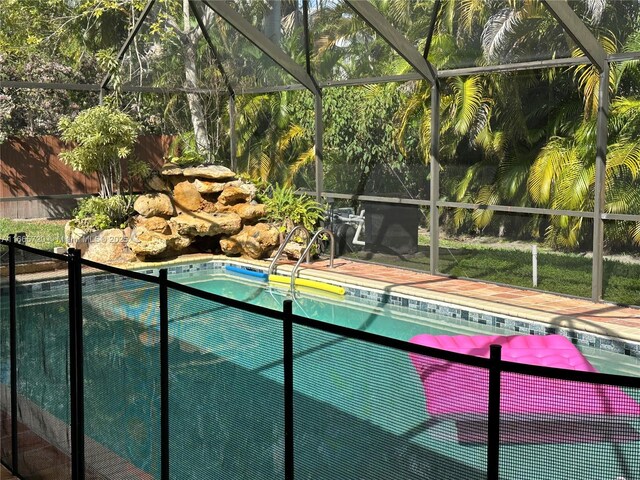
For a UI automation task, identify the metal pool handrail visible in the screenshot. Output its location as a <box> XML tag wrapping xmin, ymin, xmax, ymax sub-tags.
<box><xmin>289</xmin><ymin>228</ymin><xmax>335</xmax><ymax>293</ymax></box>
<box><xmin>267</xmin><ymin>225</ymin><xmax>311</xmax><ymax>275</ymax></box>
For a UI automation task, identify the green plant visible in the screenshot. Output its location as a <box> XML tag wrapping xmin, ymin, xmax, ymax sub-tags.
<box><xmin>59</xmin><ymin>105</ymin><xmax>145</xmax><ymax>198</ymax></box>
<box><xmin>237</xmin><ymin>172</ymin><xmax>269</xmax><ymax>202</ymax></box>
<box><xmin>71</xmin><ymin>195</ymin><xmax>137</xmax><ymax>231</ymax></box>
<box><xmin>165</xmin><ymin>131</ymin><xmax>206</xmax><ymax>167</ymax></box>
<box><xmin>263</xmin><ymin>184</ymin><xmax>324</xmax><ymax>233</ymax></box>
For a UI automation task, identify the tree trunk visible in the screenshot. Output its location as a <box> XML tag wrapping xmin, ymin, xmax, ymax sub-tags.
<box><xmin>353</xmin><ymin>157</ymin><xmax>376</xmax><ymax>210</ymax></box>
<box><xmin>183</xmin><ymin>0</ymin><xmax>212</xmax><ymax>162</ymax></box>
<box><xmin>99</xmin><ymin>171</ymin><xmax>112</xmax><ymax>198</ymax></box>
<box><xmin>264</xmin><ymin>1</ymin><xmax>281</xmax><ymax>44</ymax></box>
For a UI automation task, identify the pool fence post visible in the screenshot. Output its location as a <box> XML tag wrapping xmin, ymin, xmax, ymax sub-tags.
<box><xmin>159</xmin><ymin>268</ymin><xmax>169</xmax><ymax>480</ymax></box>
<box><xmin>68</xmin><ymin>248</ymin><xmax>77</xmax><ymax>479</ymax></box>
<box><xmin>68</xmin><ymin>248</ymin><xmax>85</xmax><ymax>480</ymax></box>
<box><xmin>532</xmin><ymin>245</ymin><xmax>538</xmax><ymax>287</ymax></box>
<box><xmin>487</xmin><ymin>344</ymin><xmax>502</xmax><ymax>480</ymax></box>
<box><xmin>8</xmin><ymin>234</ymin><xmax>18</xmax><ymax>474</ymax></box>
<box><xmin>282</xmin><ymin>299</ymin><xmax>294</xmax><ymax>480</ymax></box>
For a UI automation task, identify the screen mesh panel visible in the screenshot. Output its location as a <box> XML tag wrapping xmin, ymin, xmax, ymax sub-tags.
<box><xmin>166</xmin><ymin>287</ymin><xmax>284</xmax><ymax>480</ymax></box>
<box><xmin>292</xmin><ymin>324</ymin><xmax>489</xmax><ymax>480</ymax></box>
<box><xmin>14</xmin><ymin>252</ymin><xmax>71</xmax><ymax>479</ymax></box>
<box><xmin>309</xmin><ymin>0</ymin><xmax>412</xmax><ymax>82</ymax></box>
<box><xmin>427</xmin><ymin>1</ymin><xmax>574</xmax><ymax>70</ymax></box>
<box><xmin>603</xmin><ymin>219</ymin><xmax>640</xmax><ymax>307</ymax></box>
<box><xmin>82</xmin><ymin>272</ymin><xmax>160</xmax><ymax>479</ymax></box>
<box><xmin>227</xmin><ymin>0</ymin><xmax>307</xmax><ymax>64</ymax></box>
<box><xmin>0</xmin><ymin>246</ymin><xmax>11</xmax><ymax>467</ymax></box>
<box><xmin>499</xmin><ymin>370</ymin><xmax>640</xmax><ymax>480</ymax></box>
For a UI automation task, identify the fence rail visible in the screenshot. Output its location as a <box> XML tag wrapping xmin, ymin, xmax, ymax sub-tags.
<box><xmin>1</xmin><ymin>237</ymin><xmax>639</xmax><ymax>480</ymax></box>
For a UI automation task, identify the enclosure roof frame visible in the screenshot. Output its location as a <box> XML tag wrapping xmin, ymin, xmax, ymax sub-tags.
<box><xmin>344</xmin><ymin>0</ymin><xmax>437</xmax><ymax>85</ymax></box>
<box><xmin>540</xmin><ymin>0</ymin><xmax>607</xmax><ymax>72</ymax></box>
<box><xmin>188</xmin><ymin>0</ymin><xmax>235</xmax><ymax>98</ymax></box>
<box><xmin>101</xmin><ymin>0</ymin><xmax>156</xmax><ymax>91</ymax></box>
<box><xmin>201</xmin><ymin>0</ymin><xmax>320</xmax><ymax>95</ymax></box>
<box><xmin>4</xmin><ymin>1</ymin><xmax>640</xmax><ymax>95</ymax></box>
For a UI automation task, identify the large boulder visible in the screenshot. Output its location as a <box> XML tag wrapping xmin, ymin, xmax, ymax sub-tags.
<box><xmin>193</xmin><ymin>179</ymin><xmax>230</xmax><ymax>194</ymax></box>
<box><xmin>182</xmin><ymin>165</ymin><xmax>236</xmax><ymax>180</ymax></box>
<box><xmin>127</xmin><ymin>226</ymin><xmax>193</xmax><ymax>259</ymax></box>
<box><xmin>135</xmin><ymin>216</ymin><xmax>171</xmax><ymax>234</ymax></box>
<box><xmin>128</xmin><ymin>227</ymin><xmax>169</xmax><ymax>258</ymax></box>
<box><xmin>167</xmin><ymin>225</ymin><xmax>193</xmax><ymax>252</ymax></box>
<box><xmin>160</xmin><ymin>163</ymin><xmax>183</xmax><ymax>176</ymax></box>
<box><xmin>169</xmin><ymin>212</ymin><xmax>242</xmax><ymax>237</ymax></box>
<box><xmin>228</xmin><ymin>223</ymin><xmax>280</xmax><ymax>259</ymax></box>
<box><xmin>65</xmin><ymin>221</ymin><xmax>92</xmax><ymax>248</ymax></box>
<box><xmin>218</xmin><ymin>185</ymin><xmax>251</xmax><ymax>206</ymax></box>
<box><xmin>173</xmin><ymin>180</ymin><xmax>203</xmax><ymax>212</ymax></box>
<box><xmin>239</xmin><ymin>182</ymin><xmax>257</xmax><ymax>201</ymax></box>
<box><xmin>199</xmin><ymin>199</ymin><xmax>218</xmax><ymax>214</ymax></box>
<box><xmin>219</xmin><ymin>237</ymin><xmax>242</xmax><ymax>256</ymax></box>
<box><xmin>76</xmin><ymin>229</ymin><xmax>136</xmax><ymax>264</ymax></box>
<box><xmin>134</xmin><ymin>193</ymin><xmax>175</xmax><ymax>218</ymax></box>
<box><xmin>232</xmin><ymin>203</ymin><xmax>266</xmax><ymax>224</ymax></box>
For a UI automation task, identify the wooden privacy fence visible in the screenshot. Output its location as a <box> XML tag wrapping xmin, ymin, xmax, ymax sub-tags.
<box><xmin>0</xmin><ymin>135</ymin><xmax>172</xmax><ymax>219</ymax></box>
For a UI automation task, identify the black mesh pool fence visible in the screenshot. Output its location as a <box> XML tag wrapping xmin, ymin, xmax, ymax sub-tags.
<box><xmin>0</xmin><ymin>238</ymin><xmax>12</xmax><ymax>469</ymax></box>
<box><xmin>82</xmin><ymin>268</ymin><xmax>161</xmax><ymax>479</ymax></box>
<box><xmin>2</xmin><ymin>238</ymin><xmax>72</xmax><ymax>479</ymax></box>
<box><xmin>1</xmin><ymin>237</ymin><xmax>640</xmax><ymax>480</ymax></box>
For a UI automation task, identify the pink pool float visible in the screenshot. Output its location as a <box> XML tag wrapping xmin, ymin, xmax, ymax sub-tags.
<box><xmin>408</xmin><ymin>334</ymin><xmax>640</xmax><ymax>444</ymax></box>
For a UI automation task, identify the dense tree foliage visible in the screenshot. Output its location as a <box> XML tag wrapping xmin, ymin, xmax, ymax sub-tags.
<box><xmin>2</xmin><ymin>0</ymin><xmax>640</xmax><ymax>251</ymax></box>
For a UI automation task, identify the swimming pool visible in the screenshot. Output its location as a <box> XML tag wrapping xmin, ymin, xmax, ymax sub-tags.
<box><xmin>3</xmin><ymin>267</ymin><xmax>640</xmax><ymax>480</ymax></box>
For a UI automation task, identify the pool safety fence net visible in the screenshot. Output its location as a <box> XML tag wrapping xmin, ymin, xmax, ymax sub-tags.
<box><xmin>0</xmin><ymin>237</ymin><xmax>640</xmax><ymax>480</ymax></box>
<box><xmin>82</xmin><ymin>270</ymin><xmax>161</xmax><ymax>479</ymax></box>
<box><xmin>2</xmin><ymin>241</ymin><xmax>72</xmax><ymax>479</ymax></box>
<box><xmin>497</xmin><ymin>364</ymin><xmax>640</xmax><ymax>480</ymax></box>
<box><xmin>166</xmin><ymin>286</ymin><xmax>284</xmax><ymax>479</ymax></box>
<box><xmin>291</xmin><ymin>324</ymin><xmax>489</xmax><ymax>480</ymax></box>
<box><xmin>0</xmin><ymin>242</ymin><xmax>11</xmax><ymax>468</ymax></box>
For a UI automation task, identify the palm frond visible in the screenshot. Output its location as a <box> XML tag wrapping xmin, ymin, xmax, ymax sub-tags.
<box><xmin>481</xmin><ymin>8</ymin><xmax>524</xmax><ymax>62</ymax></box>
<box><xmin>452</xmin><ymin>76</ymin><xmax>484</xmax><ymax>135</ymax></box>
<box><xmin>528</xmin><ymin>137</ymin><xmax>572</xmax><ymax>205</ymax></box>
<box><xmin>287</xmin><ymin>147</ymin><xmax>315</xmax><ymax>181</ymax></box>
<box><xmin>472</xmin><ymin>185</ymin><xmax>500</xmax><ymax>229</ymax></box>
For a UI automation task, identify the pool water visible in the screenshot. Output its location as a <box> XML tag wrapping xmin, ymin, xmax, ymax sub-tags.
<box><xmin>2</xmin><ymin>272</ymin><xmax>640</xmax><ymax>480</ymax></box>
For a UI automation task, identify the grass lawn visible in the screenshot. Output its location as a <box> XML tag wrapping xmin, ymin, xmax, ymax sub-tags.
<box><xmin>0</xmin><ymin>218</ymin><xmax>67</xmax><ymax>251</ymax></box>
<box><xmin>346</xmin><ymin>244</ymin><xmax>640</xmax><ymax>307</ymax></box>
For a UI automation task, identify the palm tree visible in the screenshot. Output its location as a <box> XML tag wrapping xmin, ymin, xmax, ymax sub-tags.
<box><xmin>235</xmin><ymin>91</ymin><xmax>311</xmax><ymax>185</ymax></box>
<box><xmin>528</xmin><ymin>26</ymin><xmax>640</xmax><ymax>248</ymax></box>
<box><xmin>393</xmin><ymin>0</ymin><xmax>640</xmax><ymax>249</ymax></box>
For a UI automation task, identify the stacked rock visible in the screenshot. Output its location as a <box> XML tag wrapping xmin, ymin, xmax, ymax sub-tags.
<box><xmin>128</xmin><ymin>165</ymin><xmax>280</xmax><ymax>260</ymax></box>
